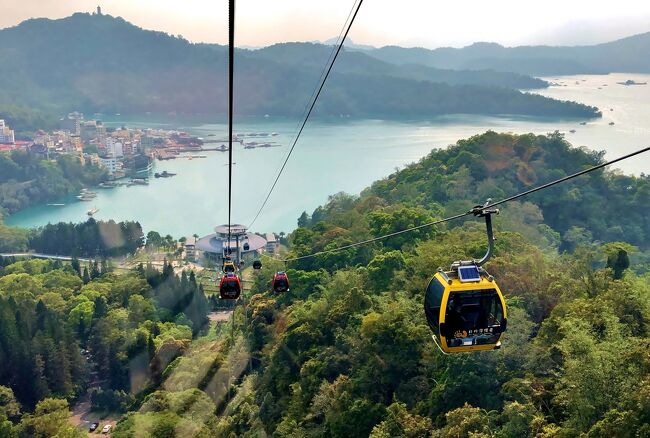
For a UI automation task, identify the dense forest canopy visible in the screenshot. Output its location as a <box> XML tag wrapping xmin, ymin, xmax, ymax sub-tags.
<box><xmin>0</xmin><ymin>13</ymin><xmax>600</xmax><ymax>129</ymax></box>
<box><xmin>0</xmin><ymin>256</ymin><xmax>209</xmax><ymax>436</ymax></box>
<box><xmin>28</xmin><ymin>219</ymin><xmax>145</xmax><ymax>258</ymax></box>
<box><xmin>360</xmin><ymin>131</ymin><xmax>650</xmax><ymax>250</ymax></box>
<box><xmin>197</xmin><ymin>132</ymin><xmax>650</xmax><ymax>437</ymax></box>
<box><xmin>286</xmin><ymin>131</ymin><xmax>650</xmax><ymax>275</ymax></box>
<box><xmin>0</xmin><ymin>216</ymin><xmax>144</xmax><ymax>257</ymax></box>
<box><xmin>0</xmin><ymin>104</ymin><xmax>56</xmax><ymax>134</ymax></box>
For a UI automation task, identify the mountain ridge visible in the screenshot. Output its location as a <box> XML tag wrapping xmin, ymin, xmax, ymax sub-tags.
<box><xmin>0</xmin><ymin>13</ymin><xmax>600</xmax><ymax>125</ymax></box>
<box><xmin>361</xmin><ymin>32</ymin><xmax>650</xmax><ymax>75</ymax></box>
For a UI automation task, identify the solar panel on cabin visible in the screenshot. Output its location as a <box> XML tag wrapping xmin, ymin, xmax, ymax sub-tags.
<box><xmin>458</xmin><ymin>265</ymin><xmax>481</xmax><ymax>282</ymax></box>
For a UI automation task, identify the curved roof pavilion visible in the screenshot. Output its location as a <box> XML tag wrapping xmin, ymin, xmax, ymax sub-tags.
<box><xmin>195</xmin><ymin>224</ymin><xmax>267</xmax><ymax>255</ymax></box>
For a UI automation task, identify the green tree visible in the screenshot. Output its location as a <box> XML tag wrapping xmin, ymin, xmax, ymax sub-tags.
<box><xmin>602</xmin><ymin>242</ymin><xmax>635</xmax><ymax>280</ymax></box>
<box><xmin>367</xmin><ymin>250</ymin><xmax>405</xmax><ymax>292</ymax></box>
<box><xmin>82</xmin><ymin>267</ymin><xmax>90</xmax><ymax>284</ymax></box>
<box><xmin>16</xmin><ymin>398</ymin><xmax>82</xmax><ymax>438</ymax></box>
<box><xmin>369</xmin><ymin>402</ymin><xmax>432</xmax><ymax>438</ymax></box>
<box><xmin>0</xmin><ymin>385</ymin><xmax>20</xmax><ymax>420</ymax></box>
<box><xmin>70</xmin><ymin>257</ymin><xmax>81</xmax><ymax>277</ymax></box>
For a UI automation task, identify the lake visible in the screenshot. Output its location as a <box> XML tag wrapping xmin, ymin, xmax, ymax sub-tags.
<box><xmin>6</xmin><ymin>72</ymin><xmax>650</xmax><ymax>237</ymax></box>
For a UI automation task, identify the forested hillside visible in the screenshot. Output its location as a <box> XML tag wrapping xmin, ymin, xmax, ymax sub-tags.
<box><xmin>0</xmin><ymin>104</ymin><xmax>56</xmax><ymax>134</ymax></box>
<box><xmin>0</xmin><ymin>150</ymin><xmax>107</xmax><ymax>215</ymax></box>
<box><xmin>199</xmin><ymin>132</ymin><xmax>650</xmax><ymax>436</ymax></box>
<box><xmin>0</xmin><ymin>13</ymin><xmax>600</xmax><ymax>128</ymax></box>
<box><xmin>1</xmin><ymin>132</ymin><xmax>649</xmax><ymax>437</ymax></box>
<box><xmin>0</xmin><ymin>257</ymin><xmax>209</xmax><ymax>436</ymax></box>
<box><xmin>255</xmin><ymin>43</ymin><xmax>548</xmax><ymax>89</ymax></box>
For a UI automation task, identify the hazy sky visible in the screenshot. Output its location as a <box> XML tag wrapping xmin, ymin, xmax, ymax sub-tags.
<box><xmin>2</xmin><ymin>0</ymin><xmax>650</xmax><ymax>48</ymax></box>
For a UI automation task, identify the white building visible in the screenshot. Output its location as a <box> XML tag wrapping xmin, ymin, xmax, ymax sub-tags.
<box><xmin>105</xmin><ymin>137</ymin><xmax>124</xmax><ymax>158</ymax></box>
<box><xmin>195</xmin><ymin>224</ymin><xmax>268</xmax><ymax>265</ymax></box>
<box><xmin>0</xmin><ymin>120</ymin><xmax>15</xmax><ymax>144</ymax></box>
<box><xmin>99</xmin><ymin>157</ymin><xmax>123</xmax><ymax>174</ymax></box>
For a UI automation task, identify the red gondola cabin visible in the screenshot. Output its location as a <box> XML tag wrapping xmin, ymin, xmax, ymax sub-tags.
<box><xmin>272</xmin><ymin>271</ymin><xmax>290</xmax><ymax>293</ymax></box>
<box><xmin>220</xmin><ymin>273</ymin><xmax>242</xmax><ymax>299</ymax></box>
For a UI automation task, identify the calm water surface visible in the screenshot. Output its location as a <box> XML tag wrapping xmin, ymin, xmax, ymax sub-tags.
<box><xmin>7</xmin><ymin>73</ymin><xmax>650</xmax><ymax>236</ymax></box>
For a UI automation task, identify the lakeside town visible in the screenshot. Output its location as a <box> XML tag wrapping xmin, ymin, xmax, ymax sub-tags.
<box><xmin>0</xmin><ymin>112</ymin><xmax>281</xmax><ymax>182</ymax></box>
<box><xmin>1</xmin><ymin>112</ymin><xmax>286</xmax><ymax>269</ymax></box>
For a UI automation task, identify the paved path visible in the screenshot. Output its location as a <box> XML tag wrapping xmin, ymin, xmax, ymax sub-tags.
<box><xmin>69</xmin><ymin>393</ymin><xmax>117</xmax><ymax>436</ymax></box>
<box><xmin>208</xmin><ymin>310</ymin><xmax>233</xmax><ymax>322</ymax></box>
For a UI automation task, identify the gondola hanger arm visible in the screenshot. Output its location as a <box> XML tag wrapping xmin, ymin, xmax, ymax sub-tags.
<box><xmin>468</xmin><ymin>199</ymin><xmax>499</xmax><ymax>267</ymax></box>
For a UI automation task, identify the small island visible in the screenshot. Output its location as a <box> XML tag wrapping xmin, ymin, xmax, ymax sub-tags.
<box><xmin>617</xmin><ymin>79</ymin><xmax>647</xmax><ymax>86</ymax></box>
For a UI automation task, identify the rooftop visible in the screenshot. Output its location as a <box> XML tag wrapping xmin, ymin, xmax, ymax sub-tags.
<box><xmin>196</xmin><ymin>232</ymin><xmax>267</xmax><ymax>254</ymax></box>
<box><xmin>214</xmin><ymin>224</ymin><xmax>248</xmax><ymax>236</ymax></box>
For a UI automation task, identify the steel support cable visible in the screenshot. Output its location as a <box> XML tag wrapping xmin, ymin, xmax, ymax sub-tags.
<box><xmin>288</xmin><ymin>0</ymin><xmax>360</xmax><ymax>139</ymax></box>
<box><xmin>247</xmin><ymin>0</ymin><xmax>365</xmax><ymax>229</ymax></box>
<box><xmin>278</xmin><ymin>145</ymin><xmax>650</xmax><ymax>263</ymax></box>
<box><xmin>484</xmin><ymin>145</ymin><xmax>650</xmax><ymax>209</ymax></box>
<box><xmin>258</xmin><ymin>1</ymin><xmax>359</xmax><ymax>219</ymax></box>
<box><xmin>227</xmin><ymin>0</ymin><xmax>235</xmax><ymax>251</ymax></box>
<box><xmin>267</xmin><ymin>0</ymin><xmax>361</xmax><ymax>188</ymax></box>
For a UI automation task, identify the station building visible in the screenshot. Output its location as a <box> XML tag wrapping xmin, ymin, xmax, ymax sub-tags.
<box><xmin>195</xmin><ymin>224</ymin><xmax>267</xmax><ymax>265</ymax></box>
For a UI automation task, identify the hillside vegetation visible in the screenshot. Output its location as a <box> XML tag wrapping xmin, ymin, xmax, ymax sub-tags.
<box><xmin>0</xmin><ymin>257</ymin><xmax>209</xmax><ymax>437</ymax></box>
<box><xmin>0</xmin><ymin>105</ymin><xmax>56</xmax><ymax>134</ymax></box>
<box><xmin>0</xmin><ymin>150</ymin><xmax>107</xmax><ymax>215</ymax></box>
<box><xmin>201</xmin><ymin>132</ymin><xmax>650</xmax><ymax>436</ymax></box>
<box><xmin>1</xmin><ymin>132</ymin><xmax>648</xmax><ymax>436</ymax></box>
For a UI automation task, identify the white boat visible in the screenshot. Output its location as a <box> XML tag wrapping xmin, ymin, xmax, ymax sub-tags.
<box><xmin>87</xmin><ymin>207</ymin><xmax>99</xmax><ymax>216</ymax></box>
<box><xmin>77</xmin><ymin>189</ymin><xmax>97</xmax><ymax>201</ymax></box>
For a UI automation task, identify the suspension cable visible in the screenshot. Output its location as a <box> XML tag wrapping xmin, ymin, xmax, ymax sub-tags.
<box><xmin>227</xmin><ymin>0</ymin><xmax>235</xmax><ymax>251</ymax></box>
<box><xmin>287</xmin><ymin>0</ymin><xmax>360</xmax><ymax>142</ymax></box>
<box><xmin>267</xmin><ymin>0</ymin><xmax>360</xmax><ymax>189</ymax></box>
<box><xmin>485</xmin><ymin>145</ymin><xmax>650</xmax><ymax>209</ymax></box>
<box><xmin>247</xmin><ymin>0</ymin><xmax>365</xmax><ymax>229</ymax></box>
<box><xmin>280</xmin><ymin>145</ymin><xmax>650</xmax><ymax>262</ymax></box>
<box><xmin>284</xmin><ymin>212</ymin><xmax>470</xmax><ymax>262</ymax></box>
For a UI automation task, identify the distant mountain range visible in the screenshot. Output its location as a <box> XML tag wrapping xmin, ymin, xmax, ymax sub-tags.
<box><xmin>359</xmin><ymin>33</ymin><xmax>650</xmax><ymax>75</ymax></box>
<box><xmin>0</xmin><ymin>12</ymin><xmax>614</xmax><ymax>127</ymax></box>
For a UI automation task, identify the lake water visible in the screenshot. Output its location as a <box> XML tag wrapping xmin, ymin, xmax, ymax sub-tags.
<box><xmin>7</xmin><ymin>72</ymin><xmax>650</xmax><ymax>237</ymax></box>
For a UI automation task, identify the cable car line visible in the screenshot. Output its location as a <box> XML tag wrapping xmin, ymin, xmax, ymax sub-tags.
<box><xmin>284</xmin><ymin>212</ymin><xmax>470</xmax><ymax>262</ymax></box>
<box><xmin>288</xmin><ymin>0</ymin><xmax>360</xmax><ymax>140</ymax></box>
<box><xmin>258</xmin><ymin>0</ymin><xmax>360</xmax><ymax>216</ymax></box>
<box><xmin>483</xmin><ymin>145</ymin><xmax>650</xmax><ymax>210</ymax></box>
<box><xmin>227</xmin><ymin>0</ymin><xmax>235</xmax><ymax>248</ymax></box>
<box><xmin>247</xmin><ymin>0</ymin><xmax>365</xmax><ymax>230</ymax></box>
<box><xmin>219</xmin><ymin>0</ymin><xmax>243</xmax><ymax>301</ymax></box>
<box><xmin>279</xmin><ymin>145</ymin><xmax>650</xmax><ymax>263</ymax></box>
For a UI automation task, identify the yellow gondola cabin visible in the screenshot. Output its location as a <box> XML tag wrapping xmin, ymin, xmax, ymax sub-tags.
<box><xmin>424</xmin><ymin>202</ymin><xmax>507</xmax><ymax>353</ymax></box>
<box><xmin>425</xmin><ymin>266</ymin><xmax>507</xmax><ymax>353</ymax></box>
